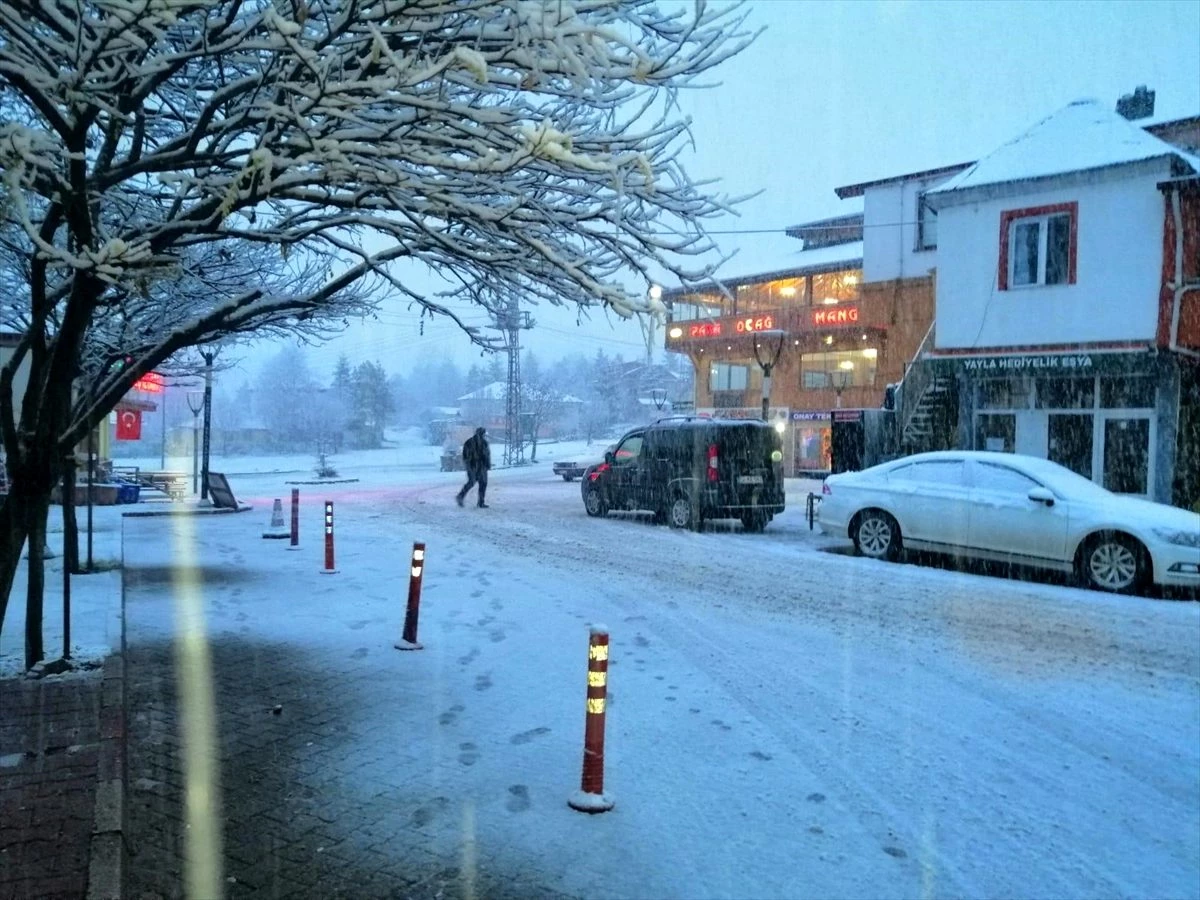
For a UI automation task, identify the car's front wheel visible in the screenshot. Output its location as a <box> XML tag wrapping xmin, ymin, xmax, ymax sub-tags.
<box><xmin>562</xmin><ymin>474</ymin><xmax>574</xmax><ymax>482</ymax></box>
<box><xmin>583</xmin><ymin>485</ymin><xmax>608</xmax><ymax>517</ymax></box>
<box><xmin>1079</xmin><ymin>532</ymin><xmax>1147</xmax><ymax>594</ymax></box>
<box><xmin>853</xmin><ymin>510</ymin><xmax>901</xmax><ymax>561</ymax></box>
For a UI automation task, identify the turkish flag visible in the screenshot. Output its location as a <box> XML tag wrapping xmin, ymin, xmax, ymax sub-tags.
<box><xmin>116</xmin><ymin>409</ymin><xmax>142</xmax><ymax>441</ymax></box>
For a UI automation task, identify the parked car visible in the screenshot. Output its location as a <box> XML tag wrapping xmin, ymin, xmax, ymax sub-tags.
<box><xmin>816</xmin><ymin>450</ymin><xmax>1200</xmax><ymax>594</ymax></box>
<box><xmin>580</xmin><ymin>418</ymin><xmax>785</xmax><ymax>531</ymax></box>
<box><xmin>553</xmin><ymin>444</ymin><xmax>615</xmax><ymax>481</ymax></box>
<box><xmin>552</xmin><ymin>460</ymin><xmax>586</xmax><ymax>481</ymax></box>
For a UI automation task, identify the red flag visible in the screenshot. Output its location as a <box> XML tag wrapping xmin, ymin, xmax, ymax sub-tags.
<box><xmin>116</xmin><ymin>409</ymin><xmax>142</xmax><ymax>441</ymax></box>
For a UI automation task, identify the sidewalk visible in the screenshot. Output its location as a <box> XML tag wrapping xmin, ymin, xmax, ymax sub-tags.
<box><xmin>0</xmin><ymin>655</ymin><xmax>125</xmax><ymax>900</ymax></box>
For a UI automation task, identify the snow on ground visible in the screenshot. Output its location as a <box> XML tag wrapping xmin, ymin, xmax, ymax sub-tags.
<box><xmin>5</xmin><ymin>429</ymin><xmax>1199</xmax><ymax>897</ymax></box>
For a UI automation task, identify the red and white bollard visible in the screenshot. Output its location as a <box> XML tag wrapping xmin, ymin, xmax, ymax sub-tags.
<box><xmin>319</xmin><ymin>500</ymin><xmax>338</xmax><ymax>574</ymax></box>
<box><xmin>568</xmin><ymin>626</ymin><xmax>614</xmax><ymax>813</ymax></box>
<box><xmin>394</xmin><ymin>542</ymin><xmax>426</xmax><ymax>651</ymax></box>
<box><xmin>287</xmin><ymin>488</ymin><xmax>301</xmax><ymax>551</ymax></box>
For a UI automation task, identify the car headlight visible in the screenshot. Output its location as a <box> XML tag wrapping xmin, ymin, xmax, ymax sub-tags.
<box><xmin>1152</xmin><ymin>527</ymin><xmax>1200</xmax><ymax>548</ymax></box>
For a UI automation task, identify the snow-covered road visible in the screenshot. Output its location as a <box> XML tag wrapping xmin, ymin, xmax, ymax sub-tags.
<box><xmin>208</xmin><ymin>453</ymin><xmax>1200</xmax><ymax>898</ymax></box>
<box><xmin>25</xmin><ymin>435</ymin><xmax>1192</xmax><ymax>898</ymax></box>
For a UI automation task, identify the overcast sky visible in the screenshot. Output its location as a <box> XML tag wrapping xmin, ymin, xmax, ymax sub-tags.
<box><xmin>252</xmin><ymin>0</ymin><xmax>1200</xmax><ymax>383</ymax></box>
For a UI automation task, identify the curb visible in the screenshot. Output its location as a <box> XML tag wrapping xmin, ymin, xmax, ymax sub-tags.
<box><xmin>86</xmin><ymin>652</ymin><xmax>126</xmax><ymax>900</ymax></box>
<box><xmin>121</xmin><ymin>501</ymin><xmax>253</xmax><ymax>518</ymax></box>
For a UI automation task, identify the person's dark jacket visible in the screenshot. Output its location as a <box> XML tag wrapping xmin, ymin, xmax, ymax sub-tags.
<box><xmin>462</xmin><ymin>431</ymin><xmax>491</xmax><ymax>472</ymax></box>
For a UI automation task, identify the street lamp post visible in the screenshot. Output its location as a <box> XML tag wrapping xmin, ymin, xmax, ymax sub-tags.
<box><xmin>201</xmin><ymin>351</ymin><xmax>214</xmax><ymax>501</ymax></box>
<box><xmin>186</xmin><ymin>390</ymin><xmax>204</xmax><ymax>495</ymax></box>
<box><xmin>831</xmin><ymin>365</ymin><xmax>853</xmax><ymax>409</ymax></box>
<box><xmin>752</xmin><ymin>330</ymin><xmax>787</xmax><ymax>422</ymax></box>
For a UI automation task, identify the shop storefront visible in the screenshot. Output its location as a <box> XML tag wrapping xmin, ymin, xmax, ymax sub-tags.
<box><xmin>950</xmin><ymin>350</ymin><xmax>1188</xmax><ymax>503</ymax></box>
<box><xmin>791</xmin><ymin>411</ymin><xmax>831</xmax><ymax>474</ymax></box>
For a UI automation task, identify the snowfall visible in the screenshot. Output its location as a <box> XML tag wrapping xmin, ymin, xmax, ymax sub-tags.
<box><xmin>3</xmin><ymin>427</ymin><xmax>1198</xmax><ymax>899</ymax></box>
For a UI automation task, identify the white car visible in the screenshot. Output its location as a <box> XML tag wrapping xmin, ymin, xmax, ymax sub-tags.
<box><xmin>816</xmin><ymin>451</ymin><xmax>1200</xmax><ymax>594</ymax></box>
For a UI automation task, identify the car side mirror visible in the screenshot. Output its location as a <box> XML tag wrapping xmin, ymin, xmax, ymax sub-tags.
<box><xmin>1028</xmin><ymin>486</ymin><xmax>1055</xmax><ymax>507</ymax></box>
<box><xmin>604</xmin><ymin>451</ymin><xmax>615</xmax><ymax>465</ymax></box>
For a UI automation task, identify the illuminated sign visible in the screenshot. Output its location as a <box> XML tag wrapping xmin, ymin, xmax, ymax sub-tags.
<box><xmin>132</xmin><ymin>372</ymin><xmax>164</xmax><ymax>394</ymax></box>
<box><xmin>811</xmin><ymin>306</ymin><xmax>859</xmax><ymax>327</ymax></box>
<box><xmin>689</xmin><ymin>322</ymin><xmax>722</xmax><ymax>338</ymax></box>
<box><xmin>735</xmin><ymin>315</ymin><xmax>775</xmax><ymax>334</ymax></box>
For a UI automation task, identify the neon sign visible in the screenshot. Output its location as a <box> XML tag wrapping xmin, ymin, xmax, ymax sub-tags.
<box><xmin>735</xmin><ymin>315</ymin><xmax>775</xmax><ymax>334</ymax></box>
<box><xmin>689</xmin><ymin>322</ymin><xmax>722</xmax><ymax>338</ymax></box>
<box><xmin>811</xmin><ymin>306</ymin><xmax>859</xmax><ymax>327</ymax></box>
<box><xmin>132</xmin><ymin>372</ymin><xmax>164</xmax><ymax>394</ymax></box>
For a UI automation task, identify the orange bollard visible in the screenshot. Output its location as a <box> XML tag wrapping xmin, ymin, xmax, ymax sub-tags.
<box><xmin>568</xmin><ymin>626</ymin><xmax>614</xmax><ymax>813</ymax></box>
<box><xmin>287</xmin><ymin>488</ymin><xmax>301</xmax><ymax>551</ymax></box>
<box><xmin>319</xmin><ymin>500</ymin><xmax>338</xmax><ymax>574</ymax></box>
<box><xmin>394</xmin><ymin>542</ymin><xmax>426</xmax><ymax>651</ymax></box>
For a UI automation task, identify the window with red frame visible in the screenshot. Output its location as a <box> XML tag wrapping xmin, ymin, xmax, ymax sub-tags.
<box><xmin>998</xmin><ymin>202</ymin><xmax>1078</xmax><ymax>289</ymax></box>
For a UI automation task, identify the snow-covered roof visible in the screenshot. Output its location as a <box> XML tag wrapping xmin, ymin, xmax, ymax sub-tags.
<box><xmin>662</xmin><ymin>240</ymin><xmax>863</xmax><ymax>299</ymax></box>
<box><xmin>929</xmin><ymin>100</ymin><xmax>1200</xmax><ymax>200</ymax></box>
<box><xmin>457</xmin><ymin>381</ymin><xmax>506</xmax><ymax>401</ymax></box>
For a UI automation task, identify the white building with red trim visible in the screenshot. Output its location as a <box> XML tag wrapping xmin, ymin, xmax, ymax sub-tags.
<box><xmin>906</xmin><ymin>99</ymin><xmax>1200</xmax><ymax>508</ymax></box>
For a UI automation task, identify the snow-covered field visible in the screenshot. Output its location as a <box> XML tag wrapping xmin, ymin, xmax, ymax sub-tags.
<box><xmin>5</xmin><ymin>429</ymin><xmax>1199</xmax><ymax>898</ymax></box>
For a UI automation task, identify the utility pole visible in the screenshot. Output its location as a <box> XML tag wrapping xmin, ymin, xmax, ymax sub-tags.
<box><xmin>491</xmin><ymin>295</ymin><xmax>534</xmax><ymax>466</ymax></box>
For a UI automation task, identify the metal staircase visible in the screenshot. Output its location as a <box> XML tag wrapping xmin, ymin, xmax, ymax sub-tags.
<box><xmin>895</xmin><ymin>324</ymin><xmax>958</xmax><ymax>454</ymax></box>
<box><xmin>902</xmin><ymin>375</ymin><xmax>955</xmax><ymax>447</ymax></box>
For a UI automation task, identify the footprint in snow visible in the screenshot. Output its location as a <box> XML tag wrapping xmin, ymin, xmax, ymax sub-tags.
<box><xmin>439</xmin><ymin>705</ymin><xmax>465</xmax><ymax>726</ymax></box>
<box><xmin>458</xmin><ymin>742</ymin><xmax>479</xmax><ymax>766</ymax></box>
<box><xmin>510</xmin><ymin>727</ymin><xmax>550</xmax><ymax>745</ymax></box>
<box><xmin>806</xmin><ymin>792</ymin><xmax>826</xmax><ymax>803</ymax></box>
<box><xmin>883</xmin><ymin>846</ymin><xmax>907</xmax><ymax>859</ymax></box>
<box><xmin>351</xmin><ymin>647</ymin><xmax>368</xmax><ymax>660</ymax></box>
<box><xmin>505</xmin><ymin>785</ymin><xmax>531</xmax><ymax>813</ymax></box>
<box><xmin>474</xmin><ymin>674</ymin><xmax>492</xmax><ymax>692</ymax></box>
<box><xmin>634</xmin><ymin>635</ymin><xmax>650</xmax><ymax>648</ymax></box>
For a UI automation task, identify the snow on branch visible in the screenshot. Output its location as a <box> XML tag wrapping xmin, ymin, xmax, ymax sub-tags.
<box><xmin>0</xmin><ymin>0</ymin><xmax>752</xmax><ymax>449</ymax></box>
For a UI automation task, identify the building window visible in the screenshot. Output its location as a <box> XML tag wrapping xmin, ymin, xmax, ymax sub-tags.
<box><xmin>810</xmin><ymin>270</ymin><xmax>861</xmax><ymax>306</ymax></box>
<box><xmin>709</xmin><ymin>363</ymin><xmax>748</xmax><ymax>392</ymax></box>
<box><xmin>916</xmin><ymin>192</ymin><xmax>937</xmax><ymax>251</ymax></box>
<box><xmin>998</xmin><ymin>202</ymin><xmax>1078</xmax><ymax>290</ymax></box>
<box><xmin>800</xmin><ymin>349</ymin><xmax>877</xmax><ymax>389</ymax></box>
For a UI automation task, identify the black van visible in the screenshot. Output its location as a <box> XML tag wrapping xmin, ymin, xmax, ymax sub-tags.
<box><xmin>580</xmin><ymin>417</ymin><xmax>786</xmax><ymax>531</ymax></box>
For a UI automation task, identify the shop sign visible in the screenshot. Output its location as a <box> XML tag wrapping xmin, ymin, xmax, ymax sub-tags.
<box><xmin>698</xmin><ymin>407</ymin><xmax>788</xmax><ymax>421</ymax></box>
<box><xmin>686</xmin><ymin>314</ymin><xmax>777</xmax><ymax>339</ymax></box>
<box><xmin>810</xmin><ymin>306</ymin><xmax>859</xmax><ymax>327</ymax></box>
<box><xmin>791</xmin><ymin>411</ymin><xmax>828</xmax><ymax>421</ymax></box>
<box><xmin>959</xmin><ymin>353</ymin><xmax>1094</xmax><ymax>372</ymax></box>
<box><xmin>833</xmin><ymin>409</ymin><xmax>863</xmax><ymax>422</ymax></box>
<box><xmin>735</xmin><ymin>315</ymin><xmax>775</xmax><ymax>334</ymax></box>
<box><xmin>133</xmin><ymin>371</ymin><xmax>164</xmax><ymax>393</ymax></box>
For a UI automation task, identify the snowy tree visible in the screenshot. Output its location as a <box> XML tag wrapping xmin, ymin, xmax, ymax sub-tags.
<box><xmin>348</xmin><ymin>360</ymin><xmax>393</xmax><ymax>448</ymax></box>
<box><xmin>0</xmin><ymin>0</ymin><xmax>750</xmax><ymax>666</ymax></box>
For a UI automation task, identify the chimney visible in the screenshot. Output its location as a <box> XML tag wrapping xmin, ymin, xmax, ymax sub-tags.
<box><xmin>1116</xmin><ymin>85</ymin><xmax>1155</xmax><ymax>120</ymax></box>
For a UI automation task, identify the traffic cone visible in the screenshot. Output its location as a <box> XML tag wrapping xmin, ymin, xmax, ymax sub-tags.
<box><xmin>262</xmin><ymin>498</ymin><xmax>289</xmax><ymax>539</ymax></box>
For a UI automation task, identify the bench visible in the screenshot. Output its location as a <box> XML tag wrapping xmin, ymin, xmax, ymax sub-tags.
<box><xmin>146</xmin><ymin>471</ymin><xmax>189</xmax><ymax>501</ymax></box>
<box><xmin>112</xmin><ymin>466</ymin><xmax>188</xmax><ymax>500</ymax></box>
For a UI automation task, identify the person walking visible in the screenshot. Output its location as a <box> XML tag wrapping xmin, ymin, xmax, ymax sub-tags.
<box><xmin>456</xmin><ymin>427</ymin><xmax>491</xmax><ymax>508</ymax></box>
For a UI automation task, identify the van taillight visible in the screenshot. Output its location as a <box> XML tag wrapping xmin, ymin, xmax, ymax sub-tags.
<box><xmin>822</xmin><ymin>481</ymin><xmax>832</xmax><ymax>495</ymax></box>
<box><xmin>707</xmin><ymin>444</ymin><xmax>719</xmax><ymax>482</ymax></box>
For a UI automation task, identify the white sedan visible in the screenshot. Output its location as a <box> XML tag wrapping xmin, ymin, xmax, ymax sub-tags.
<box><xmin>816</xmin><ymin>451</ymin><xmax>1200</xmax><ymax>594</ymax></box>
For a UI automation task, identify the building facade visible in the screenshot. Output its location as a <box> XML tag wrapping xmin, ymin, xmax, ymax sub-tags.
<box><xmin>662</xmin><ymin>213</ymin><xmax>934</xmax><ymax>475</ymax></box>
<box><xmin>914</xmin><ymin>100</ymin><xmax>1200</xmax><ymax>508</ymax></box>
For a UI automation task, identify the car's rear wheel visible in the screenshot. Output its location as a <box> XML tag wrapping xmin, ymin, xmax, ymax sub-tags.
<box><xmin>583</xmin><ymin>485</ymin><xmax>608</xmax><ymax>518</ymax></box>
<box><xmin>740</xmin><ymin>510</ymin><xmax>768</xmax><ymax>533</ymax></box>
<box><xmin>853</xmin><ymin>510</ymin><xmax>901</xmax><ymax>561</ymax></box>
<box><xmin>1079</xmin><ymin>532</ymin><xmax>1147</xmax><ymax>594</ymax></box>
<box><xmin>668</xmin><ymin>492</ymin><xmax>701</xmax><ymax>531</ymax></box>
